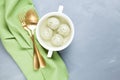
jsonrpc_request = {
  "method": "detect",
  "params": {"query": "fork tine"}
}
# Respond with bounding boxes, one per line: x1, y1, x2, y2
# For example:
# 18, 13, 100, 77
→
18, 12, 26, 27
18, 15, 22, 23
18, 11, 26, 21
18, 14, 24, 22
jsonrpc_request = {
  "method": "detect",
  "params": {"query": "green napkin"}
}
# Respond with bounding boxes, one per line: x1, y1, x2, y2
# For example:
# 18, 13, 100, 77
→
0, 0, 68, 80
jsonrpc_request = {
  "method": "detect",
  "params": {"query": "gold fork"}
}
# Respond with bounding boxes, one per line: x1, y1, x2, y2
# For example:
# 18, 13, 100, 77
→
25, 9, 46, 68
18, 14, 40, 70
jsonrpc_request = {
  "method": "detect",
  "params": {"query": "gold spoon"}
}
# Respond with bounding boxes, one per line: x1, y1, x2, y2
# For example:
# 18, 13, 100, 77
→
25, 9, 46, 68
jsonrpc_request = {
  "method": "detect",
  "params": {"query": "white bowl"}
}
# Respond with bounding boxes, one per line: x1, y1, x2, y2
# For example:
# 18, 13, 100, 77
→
36, 6, 74, 58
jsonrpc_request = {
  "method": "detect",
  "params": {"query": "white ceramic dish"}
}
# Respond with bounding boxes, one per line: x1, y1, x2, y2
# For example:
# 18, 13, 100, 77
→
36, 5, 74, 58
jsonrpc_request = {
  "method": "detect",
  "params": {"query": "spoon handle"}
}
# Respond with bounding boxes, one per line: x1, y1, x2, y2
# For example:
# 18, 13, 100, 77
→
31, 35, 46, 68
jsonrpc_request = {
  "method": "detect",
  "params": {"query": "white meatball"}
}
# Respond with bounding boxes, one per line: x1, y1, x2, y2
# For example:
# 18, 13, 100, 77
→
51, 34, 63, 46
57, 24, 70, 37
47, 17, 60, 30
40, 27, 53, 40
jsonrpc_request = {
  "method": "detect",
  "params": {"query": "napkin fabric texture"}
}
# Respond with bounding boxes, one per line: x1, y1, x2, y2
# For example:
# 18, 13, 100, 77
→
0, 0, 68, 80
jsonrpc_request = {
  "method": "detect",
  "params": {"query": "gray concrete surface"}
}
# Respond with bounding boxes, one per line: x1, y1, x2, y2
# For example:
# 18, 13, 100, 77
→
0, 0, 120, 80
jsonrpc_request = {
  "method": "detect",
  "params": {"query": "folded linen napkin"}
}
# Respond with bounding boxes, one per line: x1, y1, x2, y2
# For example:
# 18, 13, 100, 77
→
0, 0, 68, 80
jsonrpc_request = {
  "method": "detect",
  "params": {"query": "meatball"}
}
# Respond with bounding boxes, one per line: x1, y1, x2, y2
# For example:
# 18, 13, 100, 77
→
57, 24, 70, 37
40, 27, 53, 40
47, 17, 60, 30
51, 34, 63, 46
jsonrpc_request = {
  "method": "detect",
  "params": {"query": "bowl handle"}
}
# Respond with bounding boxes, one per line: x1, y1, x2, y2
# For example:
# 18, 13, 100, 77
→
58, 5, 64, 13
47, 50, 53, 58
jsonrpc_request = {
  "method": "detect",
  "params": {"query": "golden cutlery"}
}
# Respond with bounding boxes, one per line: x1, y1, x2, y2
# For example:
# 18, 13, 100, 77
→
25, 9, 46, 68
18, 14, 40, 70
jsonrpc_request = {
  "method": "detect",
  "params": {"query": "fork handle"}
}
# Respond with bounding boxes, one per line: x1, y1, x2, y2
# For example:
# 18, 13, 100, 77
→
33, 52, 39, 70
31, 35, 46, 68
